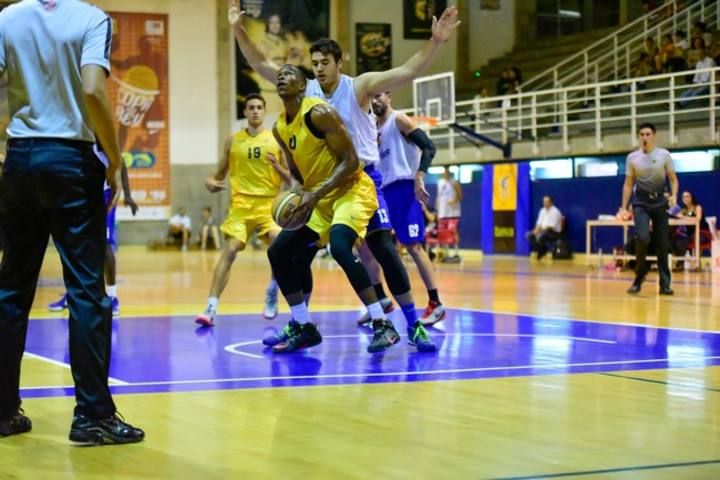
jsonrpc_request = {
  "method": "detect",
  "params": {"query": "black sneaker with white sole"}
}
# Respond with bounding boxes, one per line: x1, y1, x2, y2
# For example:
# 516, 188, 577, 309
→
69, 413, 144, 445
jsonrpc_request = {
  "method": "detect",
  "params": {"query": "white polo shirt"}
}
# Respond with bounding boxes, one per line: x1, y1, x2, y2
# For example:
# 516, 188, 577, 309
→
0, 0, 111, 141
169, 214, 191, 230
536, 205, 563, 232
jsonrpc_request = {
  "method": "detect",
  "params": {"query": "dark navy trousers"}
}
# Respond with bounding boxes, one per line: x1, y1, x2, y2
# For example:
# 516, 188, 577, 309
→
0, 138, 115, 420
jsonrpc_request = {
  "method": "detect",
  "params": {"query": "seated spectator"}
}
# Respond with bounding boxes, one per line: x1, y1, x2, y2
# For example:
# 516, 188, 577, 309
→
691, 21, 714, 51
712, 40, 720, 65
673, 30, 689, 52
526, 195, 563, 260
496, 68, 512, 96
510, 66, 522, 91
167, 207, 191, 251
643, 36, 659, 58
678, 40, 715, 107
656, 34, 686, 73
672, 191, 705, 255
200, 206, 221, 250
687, 36, 706, 67
633, 52, 657, 79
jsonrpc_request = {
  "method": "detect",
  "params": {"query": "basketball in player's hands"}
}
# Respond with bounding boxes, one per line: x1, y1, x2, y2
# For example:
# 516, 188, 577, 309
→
272, 191, 311, 230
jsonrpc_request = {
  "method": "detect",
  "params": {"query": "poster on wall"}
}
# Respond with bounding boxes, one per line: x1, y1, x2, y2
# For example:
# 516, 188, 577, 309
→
492, 164, 517, 253
356, 23, 392, 74
235, 0, 330, 119
403, 0, 447, 39
108, 12, 170, 220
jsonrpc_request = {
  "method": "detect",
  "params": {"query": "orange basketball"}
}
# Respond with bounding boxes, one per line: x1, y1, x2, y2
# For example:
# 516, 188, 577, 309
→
272, 191, 310, 231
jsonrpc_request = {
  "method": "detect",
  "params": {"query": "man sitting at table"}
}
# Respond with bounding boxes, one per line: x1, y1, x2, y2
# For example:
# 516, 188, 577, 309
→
526, 196, 563, 260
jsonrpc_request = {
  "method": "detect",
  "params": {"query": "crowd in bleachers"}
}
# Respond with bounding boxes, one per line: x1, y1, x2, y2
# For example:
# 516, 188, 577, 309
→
633, 20, 718, 81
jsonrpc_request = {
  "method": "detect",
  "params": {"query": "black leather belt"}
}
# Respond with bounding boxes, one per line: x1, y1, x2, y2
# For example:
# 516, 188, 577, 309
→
635, 190, 662, 200
7, 137, 93, 150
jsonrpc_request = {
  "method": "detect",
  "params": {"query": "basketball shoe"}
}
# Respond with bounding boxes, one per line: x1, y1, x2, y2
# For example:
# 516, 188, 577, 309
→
407, 321, 437, 352
421, 301, 446, 325
195, 307, 216, 327
47, 293, 68, 312
272, 322, 322, 353
367, 319, 400, 353
357, 297, 395, 326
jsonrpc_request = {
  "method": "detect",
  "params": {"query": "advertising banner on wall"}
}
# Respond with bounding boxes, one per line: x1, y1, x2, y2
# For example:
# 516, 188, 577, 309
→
109, 12, 170, 220
403, 0, 447, 39
492, 163, 517, 253
356, 23, 392, 74
235, 0, 330, 118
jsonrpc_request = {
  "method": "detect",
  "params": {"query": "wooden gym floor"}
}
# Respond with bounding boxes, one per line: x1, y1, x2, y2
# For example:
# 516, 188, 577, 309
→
1, 247, 719, 479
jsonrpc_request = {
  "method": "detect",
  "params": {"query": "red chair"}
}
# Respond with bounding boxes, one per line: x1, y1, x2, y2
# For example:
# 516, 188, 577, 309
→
698, 229, 713, 255
437, 218, 460, 247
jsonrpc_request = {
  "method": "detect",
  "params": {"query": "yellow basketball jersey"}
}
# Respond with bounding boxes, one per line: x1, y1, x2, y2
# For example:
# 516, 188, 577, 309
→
228, 129, 283, 198
275, 97, 362, 194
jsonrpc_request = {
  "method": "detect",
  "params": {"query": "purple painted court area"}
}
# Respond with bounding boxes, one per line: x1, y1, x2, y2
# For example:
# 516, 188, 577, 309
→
23, 309, 720, 397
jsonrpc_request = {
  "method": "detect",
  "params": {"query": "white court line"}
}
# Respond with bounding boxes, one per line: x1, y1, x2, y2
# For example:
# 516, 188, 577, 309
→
23, 352, 129, 386
21, 355, 720, 391
224, 333, 616, 359
452, 306, 720, 335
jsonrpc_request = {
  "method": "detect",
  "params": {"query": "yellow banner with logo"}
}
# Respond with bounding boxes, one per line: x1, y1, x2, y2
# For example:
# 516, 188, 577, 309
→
492, 163, 517, 211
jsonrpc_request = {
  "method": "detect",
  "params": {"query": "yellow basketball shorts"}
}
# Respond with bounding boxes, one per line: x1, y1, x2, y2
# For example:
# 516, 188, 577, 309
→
306, 172, 378, 245
220, 195, 280, 244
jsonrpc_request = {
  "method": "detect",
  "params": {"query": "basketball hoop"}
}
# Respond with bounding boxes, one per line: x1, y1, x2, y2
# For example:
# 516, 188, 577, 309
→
414, 115, 439, 132
111, 75, 160, 128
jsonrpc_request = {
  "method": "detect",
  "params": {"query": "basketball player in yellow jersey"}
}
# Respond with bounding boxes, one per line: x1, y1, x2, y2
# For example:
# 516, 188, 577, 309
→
265, 65, 436, 353
195, 93, 292, 327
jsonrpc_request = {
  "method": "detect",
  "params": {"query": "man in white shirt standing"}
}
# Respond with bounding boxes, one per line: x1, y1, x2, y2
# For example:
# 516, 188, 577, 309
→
168, 207, 192, 251
0, 0, 143, 444
436, 167, 463, 261
679, 39, 716, 107
527, 196, 563, 260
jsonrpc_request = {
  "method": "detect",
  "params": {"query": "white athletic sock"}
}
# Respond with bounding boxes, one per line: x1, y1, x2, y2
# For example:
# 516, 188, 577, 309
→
107, 285, 117, 298
208, 296, 219, 311
289, 302, 311, 324
267, 277, 278, 293
366, 301, 387, 321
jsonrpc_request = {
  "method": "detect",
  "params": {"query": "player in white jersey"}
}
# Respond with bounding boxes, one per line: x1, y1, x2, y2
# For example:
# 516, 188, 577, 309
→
371, 91, 445, 323
436, 166, 463, 260
228, 0, 459, 338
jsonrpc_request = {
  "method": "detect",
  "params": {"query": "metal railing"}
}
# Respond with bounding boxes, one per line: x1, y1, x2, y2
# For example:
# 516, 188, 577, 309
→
414, 67, 720, 159
522, 0, 720, 92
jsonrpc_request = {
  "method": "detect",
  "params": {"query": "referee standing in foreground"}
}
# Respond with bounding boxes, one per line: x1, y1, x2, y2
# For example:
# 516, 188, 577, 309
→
620, 122, 678, 296
0, 0, 143, 444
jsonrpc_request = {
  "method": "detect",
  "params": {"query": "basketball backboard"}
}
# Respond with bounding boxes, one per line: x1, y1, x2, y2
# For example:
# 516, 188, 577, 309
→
413, 72, 455, 125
